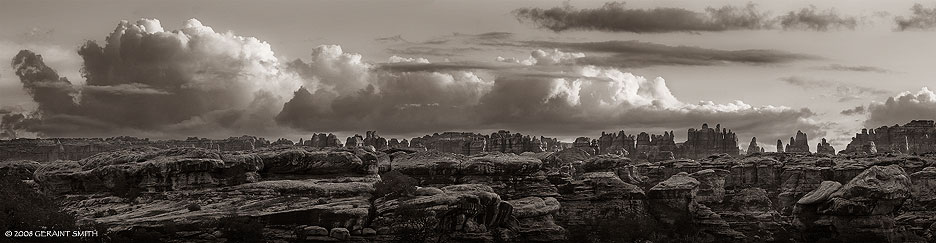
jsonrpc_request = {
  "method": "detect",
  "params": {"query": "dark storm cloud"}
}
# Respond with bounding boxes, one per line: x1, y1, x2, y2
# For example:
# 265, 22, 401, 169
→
896, 4, 936, 31
386, 46, 487, 57
840, 106, 866, 116
520, 40, 816, 67
780, 76, 889, 102
814, 64, 891, 73
778, 6, 858, 31
864, 88, 936, 127
512, 2, 771, 33
513, 2, 866, 33
374, 35, 408, 43
11, 50, 78, 115
0, 113, 26, 139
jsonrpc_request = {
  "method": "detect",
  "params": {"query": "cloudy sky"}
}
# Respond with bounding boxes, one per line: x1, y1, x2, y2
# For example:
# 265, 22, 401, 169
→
1, 0, 935, 152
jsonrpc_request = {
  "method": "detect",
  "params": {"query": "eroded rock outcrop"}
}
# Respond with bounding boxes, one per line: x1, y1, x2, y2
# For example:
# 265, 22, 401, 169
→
372, 184, 516, 241
794, 165, 911, 242
391, 151, 555, 199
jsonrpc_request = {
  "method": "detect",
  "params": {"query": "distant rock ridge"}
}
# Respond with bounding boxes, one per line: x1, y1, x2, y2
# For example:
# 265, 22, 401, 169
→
842, 120, 936, 155
588, 123, 740, 160
405, 131, 562, 155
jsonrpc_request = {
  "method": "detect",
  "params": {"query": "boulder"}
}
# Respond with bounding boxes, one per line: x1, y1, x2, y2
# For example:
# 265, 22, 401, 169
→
796, 181, 842, 205
329, 227, 350, 240
822, 165, 910, 215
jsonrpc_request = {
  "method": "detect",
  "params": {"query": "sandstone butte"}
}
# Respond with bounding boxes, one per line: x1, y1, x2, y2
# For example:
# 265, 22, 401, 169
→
1, 120, 936, 242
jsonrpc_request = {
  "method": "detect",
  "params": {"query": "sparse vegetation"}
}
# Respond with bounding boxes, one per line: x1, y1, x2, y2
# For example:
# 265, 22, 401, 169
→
374, 170, 418, 199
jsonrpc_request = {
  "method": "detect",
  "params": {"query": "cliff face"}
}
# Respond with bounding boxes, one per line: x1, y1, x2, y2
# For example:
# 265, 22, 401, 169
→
843, 120, 936, 155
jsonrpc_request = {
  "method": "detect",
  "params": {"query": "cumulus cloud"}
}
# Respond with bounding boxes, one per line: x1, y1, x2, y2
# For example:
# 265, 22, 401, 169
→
896, 4, 936, 30
864, 87, 936, 127
780, 76, 889, 102
778, 6, 858, 31
512, 2, 771, 33
277, 48, 493, 133
841, 106, 866, 116
8, 18, 301, 137
5, 18, 822, 141
276, 46, 821, 140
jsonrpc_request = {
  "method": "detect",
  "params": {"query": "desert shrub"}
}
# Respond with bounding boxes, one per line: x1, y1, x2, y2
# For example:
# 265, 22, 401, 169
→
185, 203, 201, 211
393, 205, 439, 243
374, 170, 418, 199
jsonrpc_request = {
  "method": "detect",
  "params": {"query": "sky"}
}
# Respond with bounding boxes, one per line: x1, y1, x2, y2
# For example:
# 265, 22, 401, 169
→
1, 0, 935, 152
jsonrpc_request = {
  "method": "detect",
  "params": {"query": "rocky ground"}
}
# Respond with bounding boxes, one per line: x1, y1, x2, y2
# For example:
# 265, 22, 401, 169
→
3, 146, 936, 242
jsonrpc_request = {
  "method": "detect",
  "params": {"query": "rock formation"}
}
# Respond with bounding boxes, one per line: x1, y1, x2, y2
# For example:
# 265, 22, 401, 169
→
843, 120, 936, 154
363, 131, 389, 150
816, 138, 835, 155
747, 137, 764, 155
387, 138, 409, 148
785, 131, 810, 153
8, 121, 936, 242
305, 133, 342, 148
272, 138, 294, 146
597, 131, 635, 155
677, 124, 740, 159
346, 134, 364, 148
776, 139, 784, 153
408, 131, 559, 155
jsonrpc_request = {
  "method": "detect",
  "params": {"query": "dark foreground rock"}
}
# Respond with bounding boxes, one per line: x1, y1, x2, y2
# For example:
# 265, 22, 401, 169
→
9, 145, 936, 242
